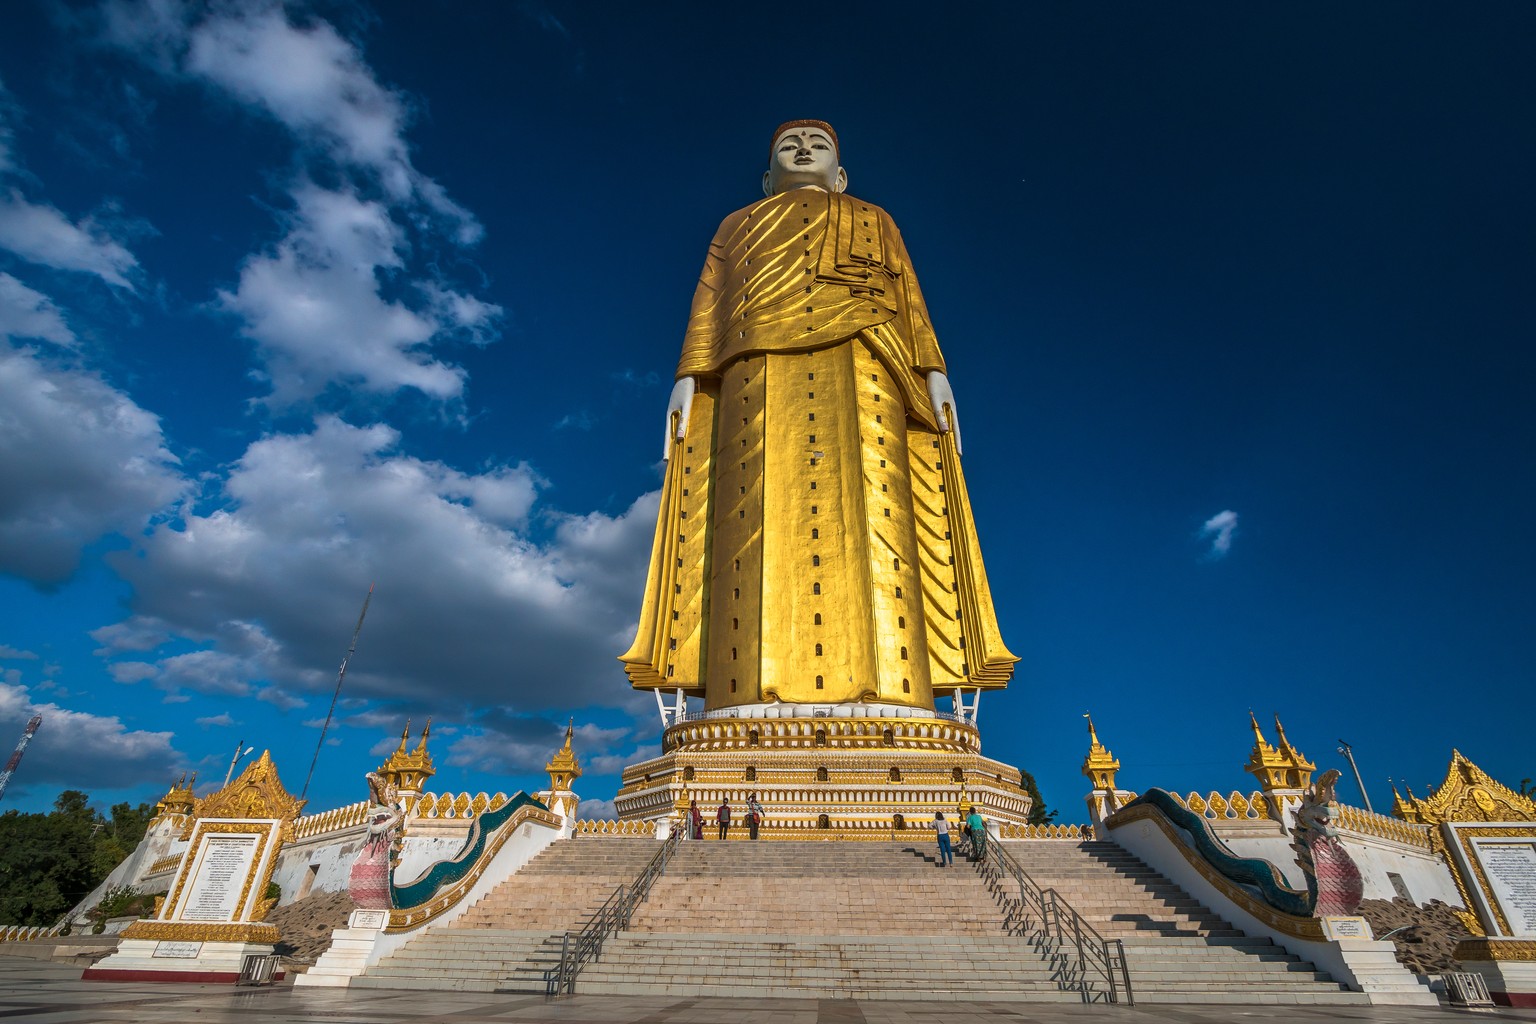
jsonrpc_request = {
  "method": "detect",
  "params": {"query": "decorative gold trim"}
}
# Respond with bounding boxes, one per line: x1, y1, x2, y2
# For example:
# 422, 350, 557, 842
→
1108, 804, 1325, 940
385, 803, 563, 933
186, 751, 304, 838
1454, 938, 1536, 963
121, 921, 279, 943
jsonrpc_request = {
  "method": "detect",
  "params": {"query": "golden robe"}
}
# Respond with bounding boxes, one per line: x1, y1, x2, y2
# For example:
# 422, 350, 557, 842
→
622, 189, 1015, 710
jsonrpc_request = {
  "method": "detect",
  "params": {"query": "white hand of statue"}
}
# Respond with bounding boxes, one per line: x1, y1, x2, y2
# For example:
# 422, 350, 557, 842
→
926, 370, 962, 456
663, 377, 697, 460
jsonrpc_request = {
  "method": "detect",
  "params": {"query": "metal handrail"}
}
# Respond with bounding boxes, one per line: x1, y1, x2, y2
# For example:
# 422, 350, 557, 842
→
545, 827, 684, 996
978, 840, 1134, 1005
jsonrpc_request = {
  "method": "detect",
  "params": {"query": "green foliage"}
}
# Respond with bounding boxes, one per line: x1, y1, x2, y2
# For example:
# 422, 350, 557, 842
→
264, 881, 281, 903
0, 791, 158, 927
93, 885, 142, 920
1021, 770, 1058, 825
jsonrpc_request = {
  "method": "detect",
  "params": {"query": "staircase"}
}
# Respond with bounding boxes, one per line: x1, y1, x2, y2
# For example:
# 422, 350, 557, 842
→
351, 836, 1372, 1004
351, 837, 657, 991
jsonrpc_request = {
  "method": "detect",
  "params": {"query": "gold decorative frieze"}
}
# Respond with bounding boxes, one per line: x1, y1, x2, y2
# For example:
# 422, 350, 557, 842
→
998, 823, 1096, 840
663, 714, 981, 755
1168, 790, 1272, 821
409, 791, 511, 820
292, 799, 371, 840
1335, 803, 1432, 850
1453, 938, 1536, 963
121, 921, 279, 943
573, 819, 656, 836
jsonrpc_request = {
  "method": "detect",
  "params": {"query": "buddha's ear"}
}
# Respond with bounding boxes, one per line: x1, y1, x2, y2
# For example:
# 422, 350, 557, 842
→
762, 171, 773, 197
833, 166, 848, 194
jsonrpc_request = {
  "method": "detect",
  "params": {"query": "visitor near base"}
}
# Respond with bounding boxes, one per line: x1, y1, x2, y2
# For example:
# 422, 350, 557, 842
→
934, 811, 953, 867
716, 799, 732, 840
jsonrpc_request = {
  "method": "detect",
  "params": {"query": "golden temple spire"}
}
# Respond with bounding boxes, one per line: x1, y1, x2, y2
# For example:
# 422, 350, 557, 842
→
545, 719, 582, 793
1081, 713, 1121, 790
377, 720, 436, 796
1244, 711, 1314, 792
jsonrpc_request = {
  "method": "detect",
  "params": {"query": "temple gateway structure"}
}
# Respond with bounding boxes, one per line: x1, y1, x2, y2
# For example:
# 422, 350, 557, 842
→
616, 120, 1034, 832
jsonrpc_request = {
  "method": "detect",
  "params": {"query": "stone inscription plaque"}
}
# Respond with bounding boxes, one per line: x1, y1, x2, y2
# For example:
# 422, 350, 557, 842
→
180, 834, 260, 922
1473, 839, 1536, 935
1321, 916, 1373, 940
153, 940, 203, 958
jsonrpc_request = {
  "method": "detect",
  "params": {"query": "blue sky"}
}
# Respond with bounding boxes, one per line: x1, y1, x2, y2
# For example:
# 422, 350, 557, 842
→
0, 2, 1531, 822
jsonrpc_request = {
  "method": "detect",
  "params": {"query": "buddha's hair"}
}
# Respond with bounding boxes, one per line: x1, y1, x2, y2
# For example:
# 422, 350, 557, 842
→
770, 119, 839, 157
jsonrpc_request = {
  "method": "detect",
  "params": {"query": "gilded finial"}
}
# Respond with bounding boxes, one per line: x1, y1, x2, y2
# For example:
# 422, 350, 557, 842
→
1081, 712, 1121, 790
545, 719, 582, 792
376, 719, 436, 795
1245, 711, 1313, 792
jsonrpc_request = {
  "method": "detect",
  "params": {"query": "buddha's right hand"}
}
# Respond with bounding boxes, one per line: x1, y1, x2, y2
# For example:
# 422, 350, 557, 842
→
663, 377, 697, 460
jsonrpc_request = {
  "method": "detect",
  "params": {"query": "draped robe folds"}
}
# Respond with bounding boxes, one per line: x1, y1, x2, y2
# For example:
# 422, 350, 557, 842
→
621, 189, 1016, 710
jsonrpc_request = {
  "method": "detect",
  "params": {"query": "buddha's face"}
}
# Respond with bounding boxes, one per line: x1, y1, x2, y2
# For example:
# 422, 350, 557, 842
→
763, 127, 847, 195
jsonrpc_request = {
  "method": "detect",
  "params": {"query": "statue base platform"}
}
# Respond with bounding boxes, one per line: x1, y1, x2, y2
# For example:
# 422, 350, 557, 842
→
616, 708, 1034, 833
83, 937, 280, 984
1456, 938, 1536, 1008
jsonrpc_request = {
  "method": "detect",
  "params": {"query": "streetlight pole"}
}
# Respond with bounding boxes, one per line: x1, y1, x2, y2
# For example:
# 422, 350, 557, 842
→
1337, 739, 1372, 813
223, 740, 255, 788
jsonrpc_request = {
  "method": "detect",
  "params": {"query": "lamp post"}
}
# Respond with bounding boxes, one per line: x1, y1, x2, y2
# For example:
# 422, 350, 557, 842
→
1337, 739, 1372, 813
223, 740, 256, 788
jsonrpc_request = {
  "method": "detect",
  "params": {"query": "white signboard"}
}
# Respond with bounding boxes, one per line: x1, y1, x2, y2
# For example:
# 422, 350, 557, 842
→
1321, 916, 1373, 940
1471, 838, 1536, 935
152, 941, 203, 958
179, 834, 260, 922
348, 909, 389, 930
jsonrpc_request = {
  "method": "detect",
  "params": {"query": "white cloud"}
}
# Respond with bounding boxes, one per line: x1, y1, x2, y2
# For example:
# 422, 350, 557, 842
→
0, 681, 182, 790
0, 190, 138, 288
0, 273, 75, 346
98, 2, 500, 406
0, 645, 39, 660
102, 417, 658, 720
0, 342, 187, 585
1199, 509, 1239, 560
91, 616, 172, 655
576, 797, 617, 820
195, 712, 234, 727
217, 182, 497, 407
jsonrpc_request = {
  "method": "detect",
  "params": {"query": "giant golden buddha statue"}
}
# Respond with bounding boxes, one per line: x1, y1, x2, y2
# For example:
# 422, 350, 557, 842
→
623, 120, 1015, 710
616, 121, 1031, 833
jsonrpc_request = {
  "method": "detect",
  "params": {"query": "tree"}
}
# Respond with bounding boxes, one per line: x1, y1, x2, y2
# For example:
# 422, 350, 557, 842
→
1021, 770, 1058, 825
0, 791, 158, 927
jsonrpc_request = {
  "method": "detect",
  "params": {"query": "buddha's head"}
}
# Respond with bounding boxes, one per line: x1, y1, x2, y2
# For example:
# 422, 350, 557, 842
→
763, 119, 847, 196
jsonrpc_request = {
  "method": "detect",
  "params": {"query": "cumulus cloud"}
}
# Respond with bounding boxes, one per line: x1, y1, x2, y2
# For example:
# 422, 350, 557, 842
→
195, 712, 234, 727
0, 645, 39, 660
99, 1, 499, 407
577, 797, 617, 820
0, 343, 187, 585
102, 417, 658, 720
217, 182, 497, 407
0, 191, 139, 288
1199, 509, 1239, 560
0, 273, 75, 346
0, 680, 182, 791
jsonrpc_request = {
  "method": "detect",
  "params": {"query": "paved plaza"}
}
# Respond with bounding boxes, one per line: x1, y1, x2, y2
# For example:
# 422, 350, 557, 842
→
4, 956, 1535, 1024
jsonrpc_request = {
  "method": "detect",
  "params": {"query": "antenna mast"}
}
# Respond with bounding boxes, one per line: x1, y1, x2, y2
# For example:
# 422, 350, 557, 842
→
302, 585, 374, 800
0, 714, 43, 804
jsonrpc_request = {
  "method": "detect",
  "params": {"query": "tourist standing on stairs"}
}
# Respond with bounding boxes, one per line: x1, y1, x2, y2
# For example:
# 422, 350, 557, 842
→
689, 799, 703, 840
967, 806, 988, 863
934, 812, 953, 866
747, 793, 764, 840
716, 799, 732, 840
